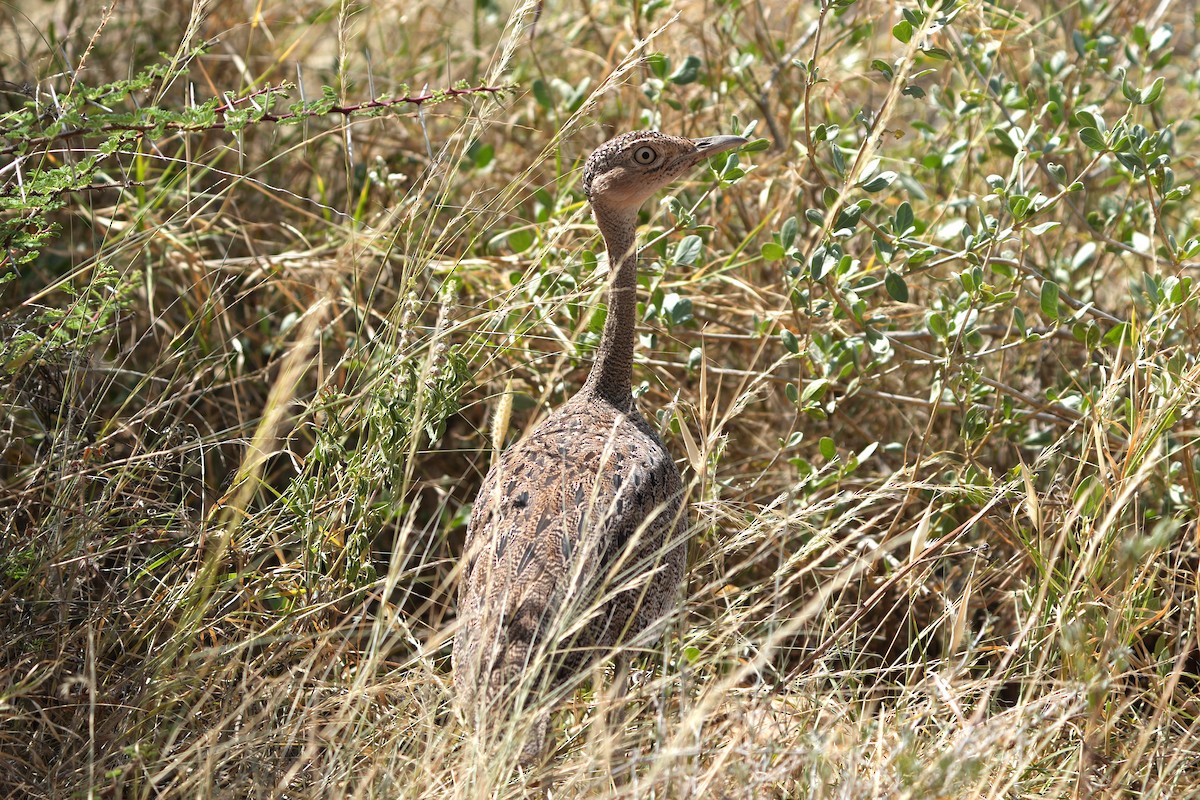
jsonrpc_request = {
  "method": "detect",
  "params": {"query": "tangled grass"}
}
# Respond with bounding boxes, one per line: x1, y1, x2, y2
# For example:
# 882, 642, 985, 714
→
3, 0, 1200, 796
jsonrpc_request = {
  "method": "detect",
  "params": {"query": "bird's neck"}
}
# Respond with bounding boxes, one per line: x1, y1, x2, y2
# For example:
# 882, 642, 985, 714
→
582, 210, 639, 410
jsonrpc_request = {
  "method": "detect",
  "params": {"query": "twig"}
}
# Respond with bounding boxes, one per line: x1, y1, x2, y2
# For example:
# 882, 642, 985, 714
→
0, 83, 515, 159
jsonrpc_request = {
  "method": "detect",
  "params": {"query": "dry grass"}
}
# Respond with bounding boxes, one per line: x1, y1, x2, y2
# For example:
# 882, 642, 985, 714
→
2, 0, 1200, 797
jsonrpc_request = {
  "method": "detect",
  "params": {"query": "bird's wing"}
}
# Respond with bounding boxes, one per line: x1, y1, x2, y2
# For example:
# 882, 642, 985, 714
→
453, 407, 685, 700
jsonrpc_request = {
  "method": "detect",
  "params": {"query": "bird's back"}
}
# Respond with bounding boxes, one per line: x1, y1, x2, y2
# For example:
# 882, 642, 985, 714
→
452, 391, 686, 739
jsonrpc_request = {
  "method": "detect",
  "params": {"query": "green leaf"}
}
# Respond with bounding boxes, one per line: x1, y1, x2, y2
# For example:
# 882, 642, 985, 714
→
1079, 127, 1107, 151
1149, 26, 1173, 52
1141, 76, 1165, 104
1121, 72, 1141, 104
1073, 475, 1104, 516
673, 235, 703, 266
833, 206, 863, 234
894, 202, 915, 236
1071, 30, 1088, 57
819, 436, 837, 460
662, 293, 693, 325
1008, 195, 1032, 220
927, 312, 948, 338
645, 53, 669, 79
893, 20, 913, 43
884, 270, 909, 302
472, 142, 494, 169
859, 171, 897, 193
507, 228, 534, 252
801, 378, 829, 404
811, 251, 835, 280
959, 269, 978, 293
761, 242, 786, 261
668, 55, 702, 85
780, 216, 798, 249
1013, 307, 1027, 335
1103, 322, 1132, 347
1040, 280, 1061, 320
780, 328, 799, 354
1133, 23, 1149, 49
532, 79, 553, 110
1073, 109, 1106, 132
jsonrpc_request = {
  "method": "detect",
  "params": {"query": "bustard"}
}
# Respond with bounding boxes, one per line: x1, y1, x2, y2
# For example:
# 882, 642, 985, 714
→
453, 130, 747, 765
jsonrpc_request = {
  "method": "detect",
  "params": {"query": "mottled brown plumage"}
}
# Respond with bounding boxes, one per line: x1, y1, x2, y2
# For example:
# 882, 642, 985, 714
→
453, 130, 747, 765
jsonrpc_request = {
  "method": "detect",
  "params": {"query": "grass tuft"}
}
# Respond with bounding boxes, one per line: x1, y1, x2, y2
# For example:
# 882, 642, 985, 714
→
2, 0, 1200, 796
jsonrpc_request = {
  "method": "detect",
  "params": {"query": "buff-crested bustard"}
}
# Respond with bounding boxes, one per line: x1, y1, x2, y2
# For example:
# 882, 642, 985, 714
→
453, 130, 747, 766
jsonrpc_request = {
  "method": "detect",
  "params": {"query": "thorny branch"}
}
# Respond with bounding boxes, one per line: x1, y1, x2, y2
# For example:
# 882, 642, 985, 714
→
0, 83, 514, 160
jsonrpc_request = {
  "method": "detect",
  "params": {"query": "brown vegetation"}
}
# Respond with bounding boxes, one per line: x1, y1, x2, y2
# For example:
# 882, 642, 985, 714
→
2, 0, 1199, 797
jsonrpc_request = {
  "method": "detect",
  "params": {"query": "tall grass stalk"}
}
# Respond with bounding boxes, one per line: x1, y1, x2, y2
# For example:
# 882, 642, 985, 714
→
2, 0, 1199, 797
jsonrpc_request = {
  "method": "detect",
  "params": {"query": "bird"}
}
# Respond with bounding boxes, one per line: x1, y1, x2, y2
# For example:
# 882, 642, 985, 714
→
453, 130, 747, 766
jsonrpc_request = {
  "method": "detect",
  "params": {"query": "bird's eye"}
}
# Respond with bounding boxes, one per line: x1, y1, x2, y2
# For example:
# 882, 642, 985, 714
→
633, 146, 657, 165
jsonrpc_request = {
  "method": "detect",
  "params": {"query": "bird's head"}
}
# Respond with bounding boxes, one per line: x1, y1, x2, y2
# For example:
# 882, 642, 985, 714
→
582, 131, 747, 215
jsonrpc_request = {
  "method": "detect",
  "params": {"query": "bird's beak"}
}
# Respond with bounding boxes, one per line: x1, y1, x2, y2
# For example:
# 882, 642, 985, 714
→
692, 135, 749, 158
673, 134, 748, 172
